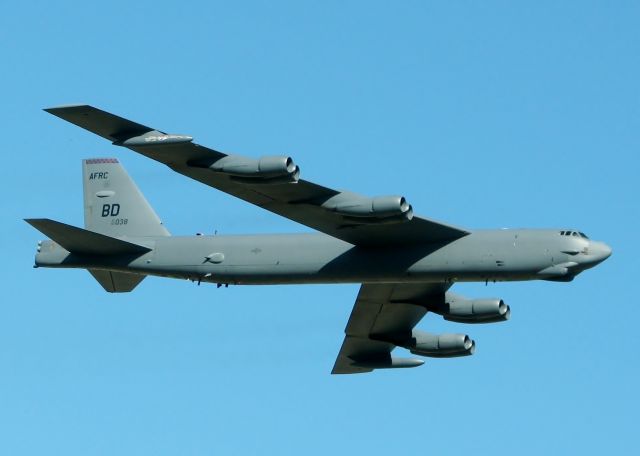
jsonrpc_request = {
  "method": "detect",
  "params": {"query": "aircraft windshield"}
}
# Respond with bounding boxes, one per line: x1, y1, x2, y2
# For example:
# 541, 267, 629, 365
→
560, 230, 589, 239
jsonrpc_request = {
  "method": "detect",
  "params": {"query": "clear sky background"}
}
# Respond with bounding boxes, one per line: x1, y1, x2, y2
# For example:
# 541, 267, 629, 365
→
1, 1, 638, 455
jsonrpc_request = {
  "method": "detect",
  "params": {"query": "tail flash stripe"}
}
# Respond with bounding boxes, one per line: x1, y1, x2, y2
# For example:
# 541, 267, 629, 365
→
86, 158, 119, 164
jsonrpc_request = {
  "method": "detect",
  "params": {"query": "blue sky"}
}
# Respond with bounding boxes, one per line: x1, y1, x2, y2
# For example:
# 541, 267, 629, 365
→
1, 1, 638, 454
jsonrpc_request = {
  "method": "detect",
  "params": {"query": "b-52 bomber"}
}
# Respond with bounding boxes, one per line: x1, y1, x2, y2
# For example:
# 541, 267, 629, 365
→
27, 105, 612, 374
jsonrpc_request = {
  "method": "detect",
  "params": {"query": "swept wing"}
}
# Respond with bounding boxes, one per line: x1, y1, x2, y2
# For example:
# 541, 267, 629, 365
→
332, 282, 449, 374
45, 105, 469, 247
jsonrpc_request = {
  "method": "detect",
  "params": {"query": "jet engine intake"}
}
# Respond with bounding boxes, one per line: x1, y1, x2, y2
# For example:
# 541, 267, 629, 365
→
408, 330, 475, 358
197, 155, 300, 184
322, 194, 413, 223
431, 294, 511, 324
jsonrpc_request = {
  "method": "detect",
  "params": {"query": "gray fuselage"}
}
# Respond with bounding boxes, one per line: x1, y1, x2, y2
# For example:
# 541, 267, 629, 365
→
35, 228, 611, 285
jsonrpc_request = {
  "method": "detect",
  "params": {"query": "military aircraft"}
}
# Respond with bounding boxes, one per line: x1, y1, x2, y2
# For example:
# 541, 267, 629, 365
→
27, 105, 611, 374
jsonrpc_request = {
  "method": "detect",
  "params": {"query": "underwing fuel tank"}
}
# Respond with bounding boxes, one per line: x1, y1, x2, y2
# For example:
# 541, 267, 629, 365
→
115, 131, 193, 147
350, 357, 424, 369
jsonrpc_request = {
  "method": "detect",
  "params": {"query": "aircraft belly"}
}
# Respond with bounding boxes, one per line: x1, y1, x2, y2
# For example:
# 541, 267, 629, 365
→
122, 231, 554, 284
404, 232, 555, 282
143, 235, 448, 284
146, 234, 358, 283
35, 230, 557, 285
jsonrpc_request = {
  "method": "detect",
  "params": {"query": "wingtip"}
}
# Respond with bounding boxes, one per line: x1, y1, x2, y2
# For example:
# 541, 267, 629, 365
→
24, 218, 43, 231
24, 218, 49, 227
43, 104, 92, 113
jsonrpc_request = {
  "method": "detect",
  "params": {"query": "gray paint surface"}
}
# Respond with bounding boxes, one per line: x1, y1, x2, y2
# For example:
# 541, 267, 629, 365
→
27, 106, 612, 374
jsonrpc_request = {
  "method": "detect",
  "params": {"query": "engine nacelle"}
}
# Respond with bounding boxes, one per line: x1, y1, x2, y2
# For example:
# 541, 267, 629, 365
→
408, 330, 475, 358
202, 155, 300, 184
430, 293, 511, 324
322, 193, 413, 223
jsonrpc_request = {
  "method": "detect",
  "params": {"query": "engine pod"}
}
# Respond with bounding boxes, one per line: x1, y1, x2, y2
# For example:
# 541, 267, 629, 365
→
321, 192, 413, 223
432, 292, 511, 324
196, 154, 300, 184
408, 330, 475, 358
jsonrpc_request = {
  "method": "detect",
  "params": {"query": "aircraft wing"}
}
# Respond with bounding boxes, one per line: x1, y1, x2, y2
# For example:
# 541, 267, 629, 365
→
45, 105, 469, 247
332, 282, 448, 374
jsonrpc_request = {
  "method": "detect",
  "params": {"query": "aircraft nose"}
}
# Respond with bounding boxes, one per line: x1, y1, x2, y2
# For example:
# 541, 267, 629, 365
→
589, 241, 612, 263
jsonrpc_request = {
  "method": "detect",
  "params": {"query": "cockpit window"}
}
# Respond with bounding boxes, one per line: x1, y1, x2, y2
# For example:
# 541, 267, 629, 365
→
560, 230, 589, 238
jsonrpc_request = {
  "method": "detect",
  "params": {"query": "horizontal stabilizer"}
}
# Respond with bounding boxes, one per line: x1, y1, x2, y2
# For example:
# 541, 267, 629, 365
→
88, 269, 146, 293
25, 218, 151, 255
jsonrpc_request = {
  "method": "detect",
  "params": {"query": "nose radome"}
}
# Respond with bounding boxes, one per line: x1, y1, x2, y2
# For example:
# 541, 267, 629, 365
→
591, 241, 612, 262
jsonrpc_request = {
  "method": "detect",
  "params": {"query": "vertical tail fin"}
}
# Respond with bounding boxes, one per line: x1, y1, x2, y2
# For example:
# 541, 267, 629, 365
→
83, 158, 170, 237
